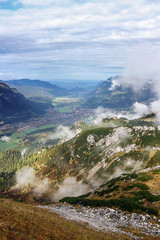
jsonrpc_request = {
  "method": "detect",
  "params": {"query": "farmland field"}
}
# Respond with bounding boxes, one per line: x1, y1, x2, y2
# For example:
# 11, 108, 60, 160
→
52, 97, 81, 113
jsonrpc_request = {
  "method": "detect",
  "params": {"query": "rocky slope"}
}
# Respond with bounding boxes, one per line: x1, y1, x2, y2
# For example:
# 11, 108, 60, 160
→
2, 116, 160, 204
1, 115, 160, 239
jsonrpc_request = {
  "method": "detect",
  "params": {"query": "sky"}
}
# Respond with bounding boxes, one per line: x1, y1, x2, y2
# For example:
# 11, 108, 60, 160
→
0, 0, 160, 81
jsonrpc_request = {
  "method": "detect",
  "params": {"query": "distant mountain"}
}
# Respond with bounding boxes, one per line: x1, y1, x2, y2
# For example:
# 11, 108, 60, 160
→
0, 81, 51, 122
84, 76, 156, 110
6, 79, 69, 99
6, 79, 98, 99
6, 79, 61, 89
0, 81, 31, 114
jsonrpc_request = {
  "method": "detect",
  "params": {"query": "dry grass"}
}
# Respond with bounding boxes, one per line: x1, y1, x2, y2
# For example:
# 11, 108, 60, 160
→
0, 198, 133, 240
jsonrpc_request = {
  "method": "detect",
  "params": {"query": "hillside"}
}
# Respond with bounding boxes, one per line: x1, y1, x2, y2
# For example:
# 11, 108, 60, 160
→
1, 115, 160, 238
0, 198, 120, 240
84, 76, 156, 109
0, 81, 52, 123
1, 116, 160, 203
5, 79, 68, 101
0, 81, 35, 122
0, 81, 29, 113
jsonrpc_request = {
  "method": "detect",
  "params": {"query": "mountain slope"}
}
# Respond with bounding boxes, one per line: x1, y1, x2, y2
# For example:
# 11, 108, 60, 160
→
0, 81, 51, 122
0, 198, 119, 240
6, 79, 69, 99
1, 116, 160, 204
0, 81, 30, 114
84, 76, 156, 109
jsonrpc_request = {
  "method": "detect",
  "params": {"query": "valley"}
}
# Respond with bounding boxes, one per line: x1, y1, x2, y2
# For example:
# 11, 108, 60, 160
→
1, 78, 160, 239
1, 0, 160, 239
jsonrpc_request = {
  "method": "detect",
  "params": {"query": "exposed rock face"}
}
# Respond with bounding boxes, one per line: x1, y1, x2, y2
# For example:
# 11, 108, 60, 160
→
87, 134, 95, 147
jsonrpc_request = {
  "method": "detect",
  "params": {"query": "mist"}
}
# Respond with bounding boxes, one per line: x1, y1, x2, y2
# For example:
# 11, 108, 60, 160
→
52, 177, 89, 202
92, 106, 140, 124
108, 43, 160, 121
133, 102, 150, 117
33, 178, 50, 197
21, 148, 27, 158
0, 135, 11, 143
15, 166, 36, 188
38, 125, 80, 145
119, 43, 160, 94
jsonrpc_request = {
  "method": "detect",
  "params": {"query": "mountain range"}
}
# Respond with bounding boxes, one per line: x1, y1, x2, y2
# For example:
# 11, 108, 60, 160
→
6, 79, 92, 100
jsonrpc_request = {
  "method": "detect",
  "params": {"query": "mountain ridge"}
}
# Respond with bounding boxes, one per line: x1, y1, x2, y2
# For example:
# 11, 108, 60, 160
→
84, 76, 156, 110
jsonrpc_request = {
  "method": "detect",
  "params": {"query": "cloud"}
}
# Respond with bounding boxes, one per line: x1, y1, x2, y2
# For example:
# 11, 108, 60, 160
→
18, 0, 74, 6
38, 125, 80, 144
133, 102, 150, 117
118, 43, 160, 94
15, 166, 35, 187
91, 106, 142, 124
52, 177, 89, 202
21, 148, 27, 158
0, 135, 11, 142
0, 1, 160, 79
33, 178, 50, 197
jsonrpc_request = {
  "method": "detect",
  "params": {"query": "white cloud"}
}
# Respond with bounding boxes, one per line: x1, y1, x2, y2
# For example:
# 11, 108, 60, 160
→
0, 135, 11, 142
18, 0, 74, 6
52, 177, 89, 202
119, 43, 160, 92
0, 1, 160, 79
33, 178, 50, 197
38, 125, 80, 144
150, 100, 160, 123
133, 102, 150, 117
15, 167, 35, 187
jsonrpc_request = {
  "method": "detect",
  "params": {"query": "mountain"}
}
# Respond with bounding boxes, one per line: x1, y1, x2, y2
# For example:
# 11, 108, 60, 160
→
0, 81, 51, 122
1, 115, 160, 239
0, 81, 34, 121
6, 79, 98, 100
1, 115, 160, 203
6, 79, 69, 100
84, 76, 156, 110
6, 79, 56, 88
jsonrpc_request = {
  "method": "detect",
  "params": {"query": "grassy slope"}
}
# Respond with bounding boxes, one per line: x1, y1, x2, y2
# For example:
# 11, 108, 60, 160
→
0, 198, 132, 240
0, 124, 57, 153
61, 170, 160, 216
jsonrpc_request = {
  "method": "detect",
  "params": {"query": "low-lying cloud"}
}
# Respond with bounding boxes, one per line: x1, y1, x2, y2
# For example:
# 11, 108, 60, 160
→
15, 166, 50, 197
91, 106, 141, 125
52, 177, 89, 202
15, 166, 36, 188
0, 135, 11, 143
38, 125, 80, 145
133, 102, 150, 117
21, 148, 27, 158
33, 178, 50, 197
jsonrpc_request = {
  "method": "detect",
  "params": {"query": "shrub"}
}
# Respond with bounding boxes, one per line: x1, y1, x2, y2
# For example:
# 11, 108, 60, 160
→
60, 196, 158, 216
97, 185, 119, 196
136, 173, 153, 182
123, 183, 149, 191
